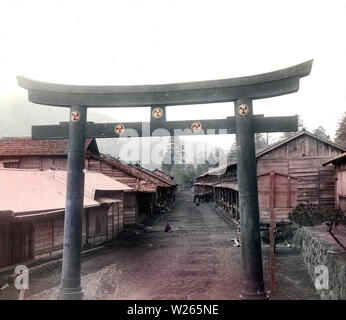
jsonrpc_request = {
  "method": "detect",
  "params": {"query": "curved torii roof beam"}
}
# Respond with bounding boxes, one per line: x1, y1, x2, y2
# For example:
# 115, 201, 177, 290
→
17, 60, 312, 108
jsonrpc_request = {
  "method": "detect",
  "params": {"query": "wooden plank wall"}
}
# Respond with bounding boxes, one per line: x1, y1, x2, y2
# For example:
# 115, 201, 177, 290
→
257, 135, 342, 207
86, 206, 108, 246
4, 156, 68, 170
123, 192, 137, 226
11, 222, 34, 265
87, 157, 138, 186
0, 202, 124, 268
0, 221, 34, 268
109, 202, 122, 239
258, 174, 297, 223
319, 166, 335, 206
53, 212, 64, 250
34, 216, 54, 255
87, 157, 139, 226
86, 190, 125, 245
0, 223, 12, 268
258, 158, 335, 206
33, 211, 65, 256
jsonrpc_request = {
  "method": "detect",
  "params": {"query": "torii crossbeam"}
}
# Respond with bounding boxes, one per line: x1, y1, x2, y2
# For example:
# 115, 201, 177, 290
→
17, 59, 313, 300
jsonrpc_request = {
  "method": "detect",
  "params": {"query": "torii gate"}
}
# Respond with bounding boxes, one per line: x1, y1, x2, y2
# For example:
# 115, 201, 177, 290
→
17, 60, 313, 300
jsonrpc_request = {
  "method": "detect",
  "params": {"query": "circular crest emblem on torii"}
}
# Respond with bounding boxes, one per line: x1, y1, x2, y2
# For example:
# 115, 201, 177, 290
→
152, 107, 164, 119
191, 121, 202, 132
71, 111, 81, 122
114, 124, 126, 135
238, 104, 249, 116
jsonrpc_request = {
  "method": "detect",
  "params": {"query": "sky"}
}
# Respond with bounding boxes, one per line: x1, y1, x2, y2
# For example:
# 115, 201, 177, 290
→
0, 0, 345, 150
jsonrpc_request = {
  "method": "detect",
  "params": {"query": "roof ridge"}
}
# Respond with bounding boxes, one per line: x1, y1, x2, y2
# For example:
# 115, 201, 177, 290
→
89, 152, 173, 187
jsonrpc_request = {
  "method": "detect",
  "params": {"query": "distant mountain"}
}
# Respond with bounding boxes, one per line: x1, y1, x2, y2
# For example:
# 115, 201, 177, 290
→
0, 93, 118, 137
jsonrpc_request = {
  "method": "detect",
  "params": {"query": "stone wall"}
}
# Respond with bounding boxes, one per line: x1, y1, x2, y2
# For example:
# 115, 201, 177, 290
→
293, 224, 346, 300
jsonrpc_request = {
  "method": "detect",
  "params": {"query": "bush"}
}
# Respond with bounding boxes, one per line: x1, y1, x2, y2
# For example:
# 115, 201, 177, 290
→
261, 223, 298, 244
289, 203, 345, 226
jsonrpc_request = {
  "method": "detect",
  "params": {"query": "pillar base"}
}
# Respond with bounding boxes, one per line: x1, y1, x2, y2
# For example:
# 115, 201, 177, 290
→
57, 286, 84, 300
239, 290, 269, 300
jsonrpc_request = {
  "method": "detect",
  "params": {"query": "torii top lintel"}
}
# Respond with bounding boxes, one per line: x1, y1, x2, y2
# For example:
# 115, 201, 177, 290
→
17, 60, 312, 108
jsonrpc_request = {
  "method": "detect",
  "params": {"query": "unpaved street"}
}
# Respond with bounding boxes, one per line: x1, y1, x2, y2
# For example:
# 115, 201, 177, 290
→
0, 191, 319, 300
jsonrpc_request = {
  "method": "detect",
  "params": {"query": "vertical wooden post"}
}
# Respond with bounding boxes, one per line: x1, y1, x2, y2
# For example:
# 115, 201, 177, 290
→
235, 98, 267, 300
51, 212, 55, 253
269, 171, 276, 291
111, 204, 115, 241
232, 190, 234, 213
287, 176, 291, 208
236, 191, 239, 221
118, 204, 120, 240
86, 209, 89, 245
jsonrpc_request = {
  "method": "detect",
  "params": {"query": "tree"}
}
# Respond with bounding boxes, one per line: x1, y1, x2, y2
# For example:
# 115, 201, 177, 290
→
312, 126, 330, 141
174, 165, 196, 190
226, 134, 268, 163
281, 115, 306, 139
227, 142, 237, 162
335, 112, 346, 148
255, 133, 269, 152
161, 136, 184, 174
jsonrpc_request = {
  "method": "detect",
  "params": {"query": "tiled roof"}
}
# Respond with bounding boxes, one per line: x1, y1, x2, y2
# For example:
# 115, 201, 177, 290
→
0, 137, 96, 156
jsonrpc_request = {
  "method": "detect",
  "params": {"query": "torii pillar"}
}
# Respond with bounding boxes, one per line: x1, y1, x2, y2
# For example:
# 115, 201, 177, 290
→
235, 98, 266, 298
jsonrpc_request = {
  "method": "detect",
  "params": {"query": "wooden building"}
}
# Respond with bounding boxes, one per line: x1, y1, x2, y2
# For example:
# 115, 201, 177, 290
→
254, 131, 344, 207
213, 173, 297, 223
86, 153, 177, 225
0, 137, 177, 227
0, 137, 99, 170
0, 169, 131, 269
197, 131, 345, 222
194, 171, 220, 195
139, 166, 177, 208
323, 153, 346, 212
213, 180, 239, 220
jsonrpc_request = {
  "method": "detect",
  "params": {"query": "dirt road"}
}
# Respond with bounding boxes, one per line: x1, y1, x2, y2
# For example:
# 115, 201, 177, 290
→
0, 191, 319, 300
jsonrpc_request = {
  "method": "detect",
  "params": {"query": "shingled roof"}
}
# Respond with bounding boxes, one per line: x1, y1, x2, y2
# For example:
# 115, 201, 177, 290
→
87, 152, 176, 188
153, 169, 174, 181
0, 137, 99, 156
135, 166, 177, 187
